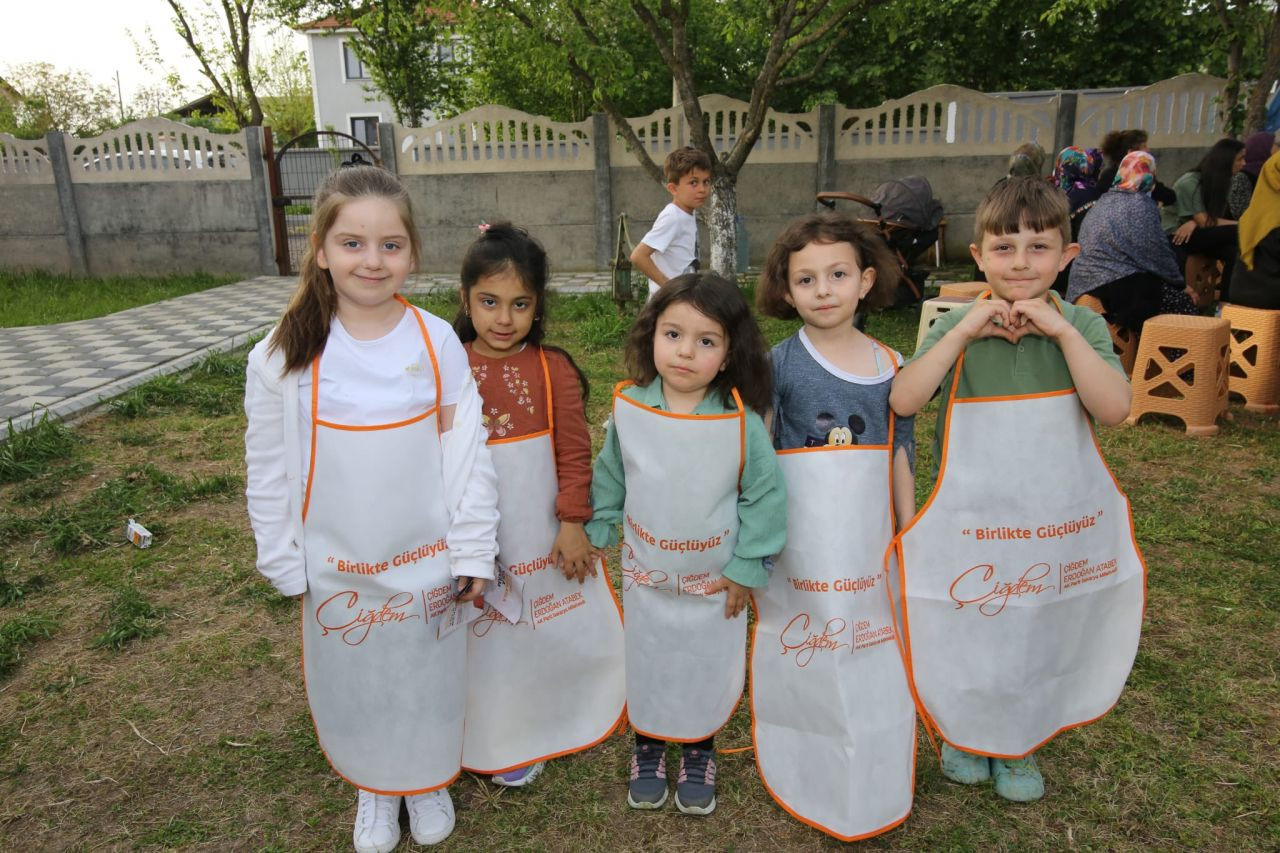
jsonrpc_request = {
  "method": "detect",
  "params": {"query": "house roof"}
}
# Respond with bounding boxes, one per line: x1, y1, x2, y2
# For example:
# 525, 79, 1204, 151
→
296, 7, 455, 32
173, 92, 219, 117
296, 15, 354, 31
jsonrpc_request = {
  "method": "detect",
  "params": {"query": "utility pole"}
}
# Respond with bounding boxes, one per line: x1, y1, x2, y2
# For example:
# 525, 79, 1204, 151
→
115, 70, 125, 122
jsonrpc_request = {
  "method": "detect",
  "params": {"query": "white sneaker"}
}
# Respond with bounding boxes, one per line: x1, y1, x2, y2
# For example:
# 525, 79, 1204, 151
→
406, 788, 455, 846
352, 790, 401, 853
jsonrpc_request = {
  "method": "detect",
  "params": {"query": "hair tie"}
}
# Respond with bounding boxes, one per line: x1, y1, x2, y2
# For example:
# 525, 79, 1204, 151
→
477, 222, 490, 233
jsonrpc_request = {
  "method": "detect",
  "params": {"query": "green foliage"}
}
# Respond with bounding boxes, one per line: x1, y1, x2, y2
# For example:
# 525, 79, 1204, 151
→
0, 62, 117, 138
32, 464, 241, 555
93, 584, 167, 650
109, 350, 248, 419
0, 563, 46, 609
0, 613, 58, 678
0, 415, 77, 484
0, 271, 235, 328
346, 1, 467, 124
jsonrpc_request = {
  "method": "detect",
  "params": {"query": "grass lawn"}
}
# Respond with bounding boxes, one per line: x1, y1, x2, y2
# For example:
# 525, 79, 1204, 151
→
0, 272, 237, 328
0, 290, 1276, 850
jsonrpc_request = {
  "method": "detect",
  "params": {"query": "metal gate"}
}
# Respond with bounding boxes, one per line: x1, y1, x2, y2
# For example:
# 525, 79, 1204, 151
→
267, 130, 380, 275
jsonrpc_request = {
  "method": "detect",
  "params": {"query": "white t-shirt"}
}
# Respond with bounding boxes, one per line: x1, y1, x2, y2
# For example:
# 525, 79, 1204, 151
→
298, 305, 467, 476
640, 201, 698, 296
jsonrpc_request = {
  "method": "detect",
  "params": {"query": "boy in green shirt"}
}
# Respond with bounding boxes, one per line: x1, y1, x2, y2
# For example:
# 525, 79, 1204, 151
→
890, 177, 1131, 802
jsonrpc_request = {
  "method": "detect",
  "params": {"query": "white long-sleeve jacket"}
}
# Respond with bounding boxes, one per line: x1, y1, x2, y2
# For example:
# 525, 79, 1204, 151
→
243, 331, 499, 597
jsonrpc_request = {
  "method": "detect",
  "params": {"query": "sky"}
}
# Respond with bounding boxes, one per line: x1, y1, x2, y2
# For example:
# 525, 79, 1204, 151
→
0, 0, 305, 112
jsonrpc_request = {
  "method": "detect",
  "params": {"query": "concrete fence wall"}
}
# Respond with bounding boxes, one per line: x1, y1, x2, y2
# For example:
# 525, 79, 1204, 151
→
0, 74, 1226, 277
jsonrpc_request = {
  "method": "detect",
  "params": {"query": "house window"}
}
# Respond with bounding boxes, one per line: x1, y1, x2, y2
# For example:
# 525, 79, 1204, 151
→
435, 43, 454, 63
342, 41, 368, 80
350, 116, 380, 146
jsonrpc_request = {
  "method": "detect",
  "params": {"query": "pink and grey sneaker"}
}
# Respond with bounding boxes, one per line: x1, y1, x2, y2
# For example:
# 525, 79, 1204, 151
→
674, 747, 716, 815
491, 761, 545, 788
627, 742, 668, 809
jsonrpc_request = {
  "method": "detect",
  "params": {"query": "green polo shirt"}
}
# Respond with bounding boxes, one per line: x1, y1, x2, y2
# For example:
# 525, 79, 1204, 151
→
913, 294, 1124, 478
586, 378, 786, 588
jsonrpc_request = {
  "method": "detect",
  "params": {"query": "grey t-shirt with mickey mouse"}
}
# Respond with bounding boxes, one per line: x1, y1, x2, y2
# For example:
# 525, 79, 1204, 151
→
769, 329, 915, 467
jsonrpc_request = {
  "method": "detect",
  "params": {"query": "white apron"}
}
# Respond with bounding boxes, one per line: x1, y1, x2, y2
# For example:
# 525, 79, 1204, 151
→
614, 382, 746, 742
751, 369, 915, 840
301, 306, 465, 795
893, 348, 1146, 758
462, 348, 625, 773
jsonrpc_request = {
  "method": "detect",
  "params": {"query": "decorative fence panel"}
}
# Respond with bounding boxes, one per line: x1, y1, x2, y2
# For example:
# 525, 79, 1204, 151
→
0, 134, 52, 184
396, 106, 594, 174
1074, 73, 1226, 149
836, 85, 1058, 159
610, 95, 820, 164
66, 118, 249, 183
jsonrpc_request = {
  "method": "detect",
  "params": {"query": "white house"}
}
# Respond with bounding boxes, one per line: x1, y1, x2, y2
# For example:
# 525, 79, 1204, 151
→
297, 16, 398, 146
297, 16, 462, 146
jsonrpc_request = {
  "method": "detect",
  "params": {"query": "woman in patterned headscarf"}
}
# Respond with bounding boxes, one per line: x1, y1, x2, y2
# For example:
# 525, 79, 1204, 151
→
1054, 146, 1105, 236
1067, 151, 1197, 331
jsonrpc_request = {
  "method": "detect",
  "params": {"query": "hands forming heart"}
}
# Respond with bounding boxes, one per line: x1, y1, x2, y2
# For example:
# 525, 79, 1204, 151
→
963, 297, 1067, 344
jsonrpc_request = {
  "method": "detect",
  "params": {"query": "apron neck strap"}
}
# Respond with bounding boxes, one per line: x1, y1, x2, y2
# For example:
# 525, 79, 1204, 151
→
537, 346, 554, 431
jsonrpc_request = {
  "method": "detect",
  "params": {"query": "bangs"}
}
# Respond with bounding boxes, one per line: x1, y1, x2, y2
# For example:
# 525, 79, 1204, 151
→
974, 177, 1070, 243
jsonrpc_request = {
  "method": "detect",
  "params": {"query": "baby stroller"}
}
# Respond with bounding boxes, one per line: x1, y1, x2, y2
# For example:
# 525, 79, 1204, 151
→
818, 175, 944, 307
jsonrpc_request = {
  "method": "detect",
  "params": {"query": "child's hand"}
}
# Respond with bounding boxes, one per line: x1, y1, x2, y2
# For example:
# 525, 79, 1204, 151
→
551, 521, 597, 584
954, 298, 1019, 344
705, 577, 751, 619
456, 576, 487, 603
1010, 297, 1070, 341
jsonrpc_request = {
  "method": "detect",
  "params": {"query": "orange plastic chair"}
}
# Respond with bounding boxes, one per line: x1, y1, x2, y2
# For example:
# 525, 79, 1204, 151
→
914, 296, 972, 354
1073, 293, 1140, 375
938, 281, 988, 299
1183, 254, 1223, 311
1126, 314, 1231, 436
1219, 303, 1280, 413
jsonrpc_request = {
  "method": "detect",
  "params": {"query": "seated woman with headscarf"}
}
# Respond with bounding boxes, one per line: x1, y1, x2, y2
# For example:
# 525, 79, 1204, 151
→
1230, 151, 1280, 309
1068, 151, 1197, 332
1051, 146, 1104, 295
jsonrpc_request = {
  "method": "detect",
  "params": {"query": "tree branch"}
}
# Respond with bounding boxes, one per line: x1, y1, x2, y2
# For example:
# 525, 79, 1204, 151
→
166, 0, 245, 125
496, 0, 663, 183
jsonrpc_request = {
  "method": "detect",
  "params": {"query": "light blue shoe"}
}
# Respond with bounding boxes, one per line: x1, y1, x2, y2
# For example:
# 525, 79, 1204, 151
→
492, 761, 544, 788
992, 754, 1045, 802
940, 743, 991, 784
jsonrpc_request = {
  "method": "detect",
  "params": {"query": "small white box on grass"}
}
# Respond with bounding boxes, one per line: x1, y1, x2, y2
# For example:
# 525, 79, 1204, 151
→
125, 518, 153, 549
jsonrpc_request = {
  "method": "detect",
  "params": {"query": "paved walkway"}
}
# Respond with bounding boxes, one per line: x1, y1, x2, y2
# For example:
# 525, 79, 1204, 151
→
0, 272, 612, 430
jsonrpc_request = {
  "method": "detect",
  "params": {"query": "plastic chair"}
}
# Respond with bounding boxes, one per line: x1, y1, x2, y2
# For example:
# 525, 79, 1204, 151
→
914, 296, 972, 353
1073, 293, 1139, 375
1126, 314, 1231, 436
1219, 303, 1280, 413
938, 281, 988, 299
1184, 254, 1223, 311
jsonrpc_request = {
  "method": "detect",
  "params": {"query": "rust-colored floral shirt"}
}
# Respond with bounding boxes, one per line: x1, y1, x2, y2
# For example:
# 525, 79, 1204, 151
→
465, 343, 593, 522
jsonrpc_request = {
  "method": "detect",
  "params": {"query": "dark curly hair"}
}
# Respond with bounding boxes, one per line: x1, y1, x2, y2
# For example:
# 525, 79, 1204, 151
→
624, 273, 771, 414
756, 213, 900, 319
452, 221, 587, 399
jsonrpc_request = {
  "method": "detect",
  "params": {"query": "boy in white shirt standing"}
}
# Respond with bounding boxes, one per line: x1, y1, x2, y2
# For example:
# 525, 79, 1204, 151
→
631, 146, 713, 297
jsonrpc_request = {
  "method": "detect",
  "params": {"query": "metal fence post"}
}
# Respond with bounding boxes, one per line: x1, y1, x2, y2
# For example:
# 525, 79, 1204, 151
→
44, 130, 87, 276
593, 112, 613, 271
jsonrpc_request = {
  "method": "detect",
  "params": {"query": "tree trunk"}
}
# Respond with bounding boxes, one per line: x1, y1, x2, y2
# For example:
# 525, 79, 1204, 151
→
1224, 40, 1243, 136
708, 175, 738, 279
1245, 9, 1280, 134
